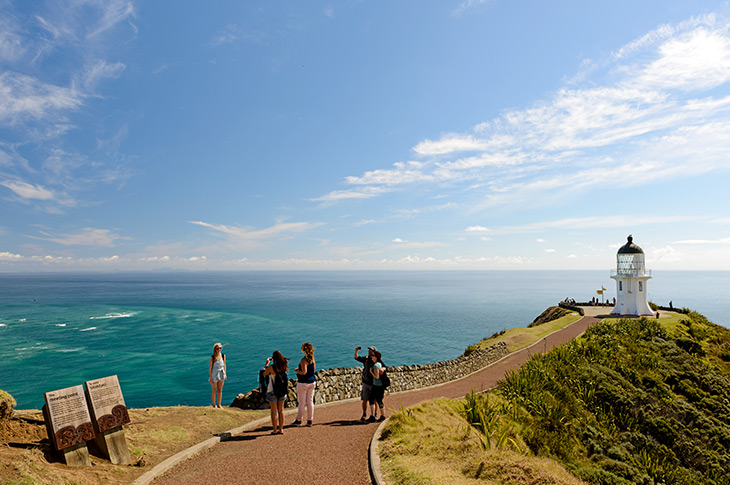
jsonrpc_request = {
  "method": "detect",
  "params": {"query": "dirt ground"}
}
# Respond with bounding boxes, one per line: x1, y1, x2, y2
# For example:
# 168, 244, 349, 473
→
0, 406, 267, 484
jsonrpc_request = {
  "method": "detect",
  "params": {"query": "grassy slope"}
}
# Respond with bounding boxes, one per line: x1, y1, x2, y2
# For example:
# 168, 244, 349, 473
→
380, 310, 730, 485
468, 311, 583, 353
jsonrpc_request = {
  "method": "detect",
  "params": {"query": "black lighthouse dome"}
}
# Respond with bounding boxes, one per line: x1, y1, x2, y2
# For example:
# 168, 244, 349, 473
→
617, 235, 644, 254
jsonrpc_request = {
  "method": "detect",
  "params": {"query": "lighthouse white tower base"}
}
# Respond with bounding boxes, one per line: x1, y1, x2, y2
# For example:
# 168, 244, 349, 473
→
610, 235, 654, 317
610, 274, 654, 316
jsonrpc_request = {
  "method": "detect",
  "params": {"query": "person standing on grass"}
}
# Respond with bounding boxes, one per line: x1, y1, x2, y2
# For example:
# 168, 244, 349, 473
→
292, 342, 316, 427
263, 351, 289, 434
368, 350, 387, 422
354, 345, 376, 422
208, 343, 226, 408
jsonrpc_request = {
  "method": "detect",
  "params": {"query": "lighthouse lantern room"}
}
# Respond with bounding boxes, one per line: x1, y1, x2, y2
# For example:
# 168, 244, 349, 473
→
610, 235, 654, 316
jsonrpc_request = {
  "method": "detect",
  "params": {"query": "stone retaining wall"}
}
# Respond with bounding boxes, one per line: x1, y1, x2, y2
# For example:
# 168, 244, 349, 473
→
231, 342, 509, 410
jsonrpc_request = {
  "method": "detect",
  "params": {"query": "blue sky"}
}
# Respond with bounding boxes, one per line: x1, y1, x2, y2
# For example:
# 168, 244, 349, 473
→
2, 0, 730, 271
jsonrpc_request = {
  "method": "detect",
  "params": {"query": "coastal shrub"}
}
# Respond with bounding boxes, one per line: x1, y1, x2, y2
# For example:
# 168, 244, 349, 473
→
0, 389, 15, 421
574, 466, 637, 485
462, 391, 524, 452
496, 312, 730, 484
719, 349, 730, 362
462, 343, 479, 357
676, 337, 706, 356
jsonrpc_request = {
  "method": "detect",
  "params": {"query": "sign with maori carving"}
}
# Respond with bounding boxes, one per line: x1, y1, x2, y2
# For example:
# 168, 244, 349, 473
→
85, 375, 130, 432
43, 385, 95, 451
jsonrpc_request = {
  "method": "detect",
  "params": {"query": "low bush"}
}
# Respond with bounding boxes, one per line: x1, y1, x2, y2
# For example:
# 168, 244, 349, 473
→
497, 312, 730, 483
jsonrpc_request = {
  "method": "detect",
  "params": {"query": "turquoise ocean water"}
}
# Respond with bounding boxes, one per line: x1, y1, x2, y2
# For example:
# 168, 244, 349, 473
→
1, 270, 728, 409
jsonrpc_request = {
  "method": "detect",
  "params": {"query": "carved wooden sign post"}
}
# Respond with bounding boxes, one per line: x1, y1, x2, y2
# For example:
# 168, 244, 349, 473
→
84, 375, 132, 465
42, 384, 95, 466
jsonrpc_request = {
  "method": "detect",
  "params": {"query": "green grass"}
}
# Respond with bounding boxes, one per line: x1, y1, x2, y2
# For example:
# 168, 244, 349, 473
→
382, 309, 730, 485
471, 312, 582, 353
380, 398, 586, 485
497, 312, 730, 484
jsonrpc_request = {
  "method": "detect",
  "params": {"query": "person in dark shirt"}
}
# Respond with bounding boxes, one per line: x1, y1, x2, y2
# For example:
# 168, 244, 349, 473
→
354, 345, 376, 422
292, 342, 316, 427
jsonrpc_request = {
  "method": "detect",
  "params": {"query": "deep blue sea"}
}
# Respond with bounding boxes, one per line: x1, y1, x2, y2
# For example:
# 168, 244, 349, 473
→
1, 270, 728, 409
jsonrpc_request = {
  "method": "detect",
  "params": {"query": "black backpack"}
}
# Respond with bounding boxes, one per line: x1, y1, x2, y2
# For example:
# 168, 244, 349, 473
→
273, 371, 288, 398
380, 363, 391, 389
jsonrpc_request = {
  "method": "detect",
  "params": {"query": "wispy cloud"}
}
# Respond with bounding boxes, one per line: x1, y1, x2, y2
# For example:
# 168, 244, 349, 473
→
81, 59, 125, 90
208, 24, 240, 47
452, 0, 493, 18
315, 16, 730, 212
1, 180, 54, 200
310, 185, 390, 203
391, 238, 448, 249
28, 227, 128, 247
465, 215, 699, 236
0, 1, 137, 212
190, 220, 324, 248
673, 236, 730, 244
0, 72, 83, 126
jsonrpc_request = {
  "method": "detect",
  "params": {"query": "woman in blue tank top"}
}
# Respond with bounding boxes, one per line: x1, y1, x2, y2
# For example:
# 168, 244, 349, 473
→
293, 342, 316, 426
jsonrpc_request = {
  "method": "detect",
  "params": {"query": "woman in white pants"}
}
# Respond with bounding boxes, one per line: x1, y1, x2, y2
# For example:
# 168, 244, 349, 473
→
293, 342, 316, 426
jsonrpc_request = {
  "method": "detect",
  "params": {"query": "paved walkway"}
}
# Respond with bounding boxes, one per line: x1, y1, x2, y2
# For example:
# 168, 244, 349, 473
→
155, 314, 601, 484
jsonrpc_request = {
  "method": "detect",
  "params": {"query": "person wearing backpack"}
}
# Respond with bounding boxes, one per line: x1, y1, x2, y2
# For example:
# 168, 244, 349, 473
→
262, 350, 289, 434
354, 345, 377, 422
368, 350, 387, 422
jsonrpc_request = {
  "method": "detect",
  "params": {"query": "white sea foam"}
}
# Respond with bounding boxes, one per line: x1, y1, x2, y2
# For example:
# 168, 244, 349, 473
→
19, 318, 26, 322
0, 323, 6, 327
89, 312, 135, 320
55, 323, 67, 327
58, 347, 83, 353
80, 326, 97, 332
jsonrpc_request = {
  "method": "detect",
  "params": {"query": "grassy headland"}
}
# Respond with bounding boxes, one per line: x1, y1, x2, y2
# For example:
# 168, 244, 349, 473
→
380, 309, 730, 484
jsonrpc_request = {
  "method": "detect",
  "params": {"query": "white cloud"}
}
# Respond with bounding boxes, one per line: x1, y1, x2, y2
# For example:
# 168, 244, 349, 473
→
354, 219, 378, 227
465, 225, 490, 232
0, 72, 83, 125
85, 0, 137, 39
0, 251, 24, 261
310, 186, 389, 202
412, 135, 495, 156
673, 236, 730, 244
477, 215, 698, 235
315, 17, 730, 211
29, 228, 127, 247
545, 248, 557, 253
1, 180, 54, 200
209, 24, 240, 47
82, 59, 125, 90
451, 0, 492, 18
391, 240, 448, 249
190, 220, 323, 245
0, 16, 26, 62
651, 245, 682, 262
638, 27, 730, 91
345, 161, 431, 185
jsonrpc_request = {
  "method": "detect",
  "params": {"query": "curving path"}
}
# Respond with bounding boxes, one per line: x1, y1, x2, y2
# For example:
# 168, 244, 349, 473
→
154, 314, 601, 484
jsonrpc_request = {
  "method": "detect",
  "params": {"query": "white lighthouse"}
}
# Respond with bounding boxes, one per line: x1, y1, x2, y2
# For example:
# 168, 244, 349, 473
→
610, 235, 654, 316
